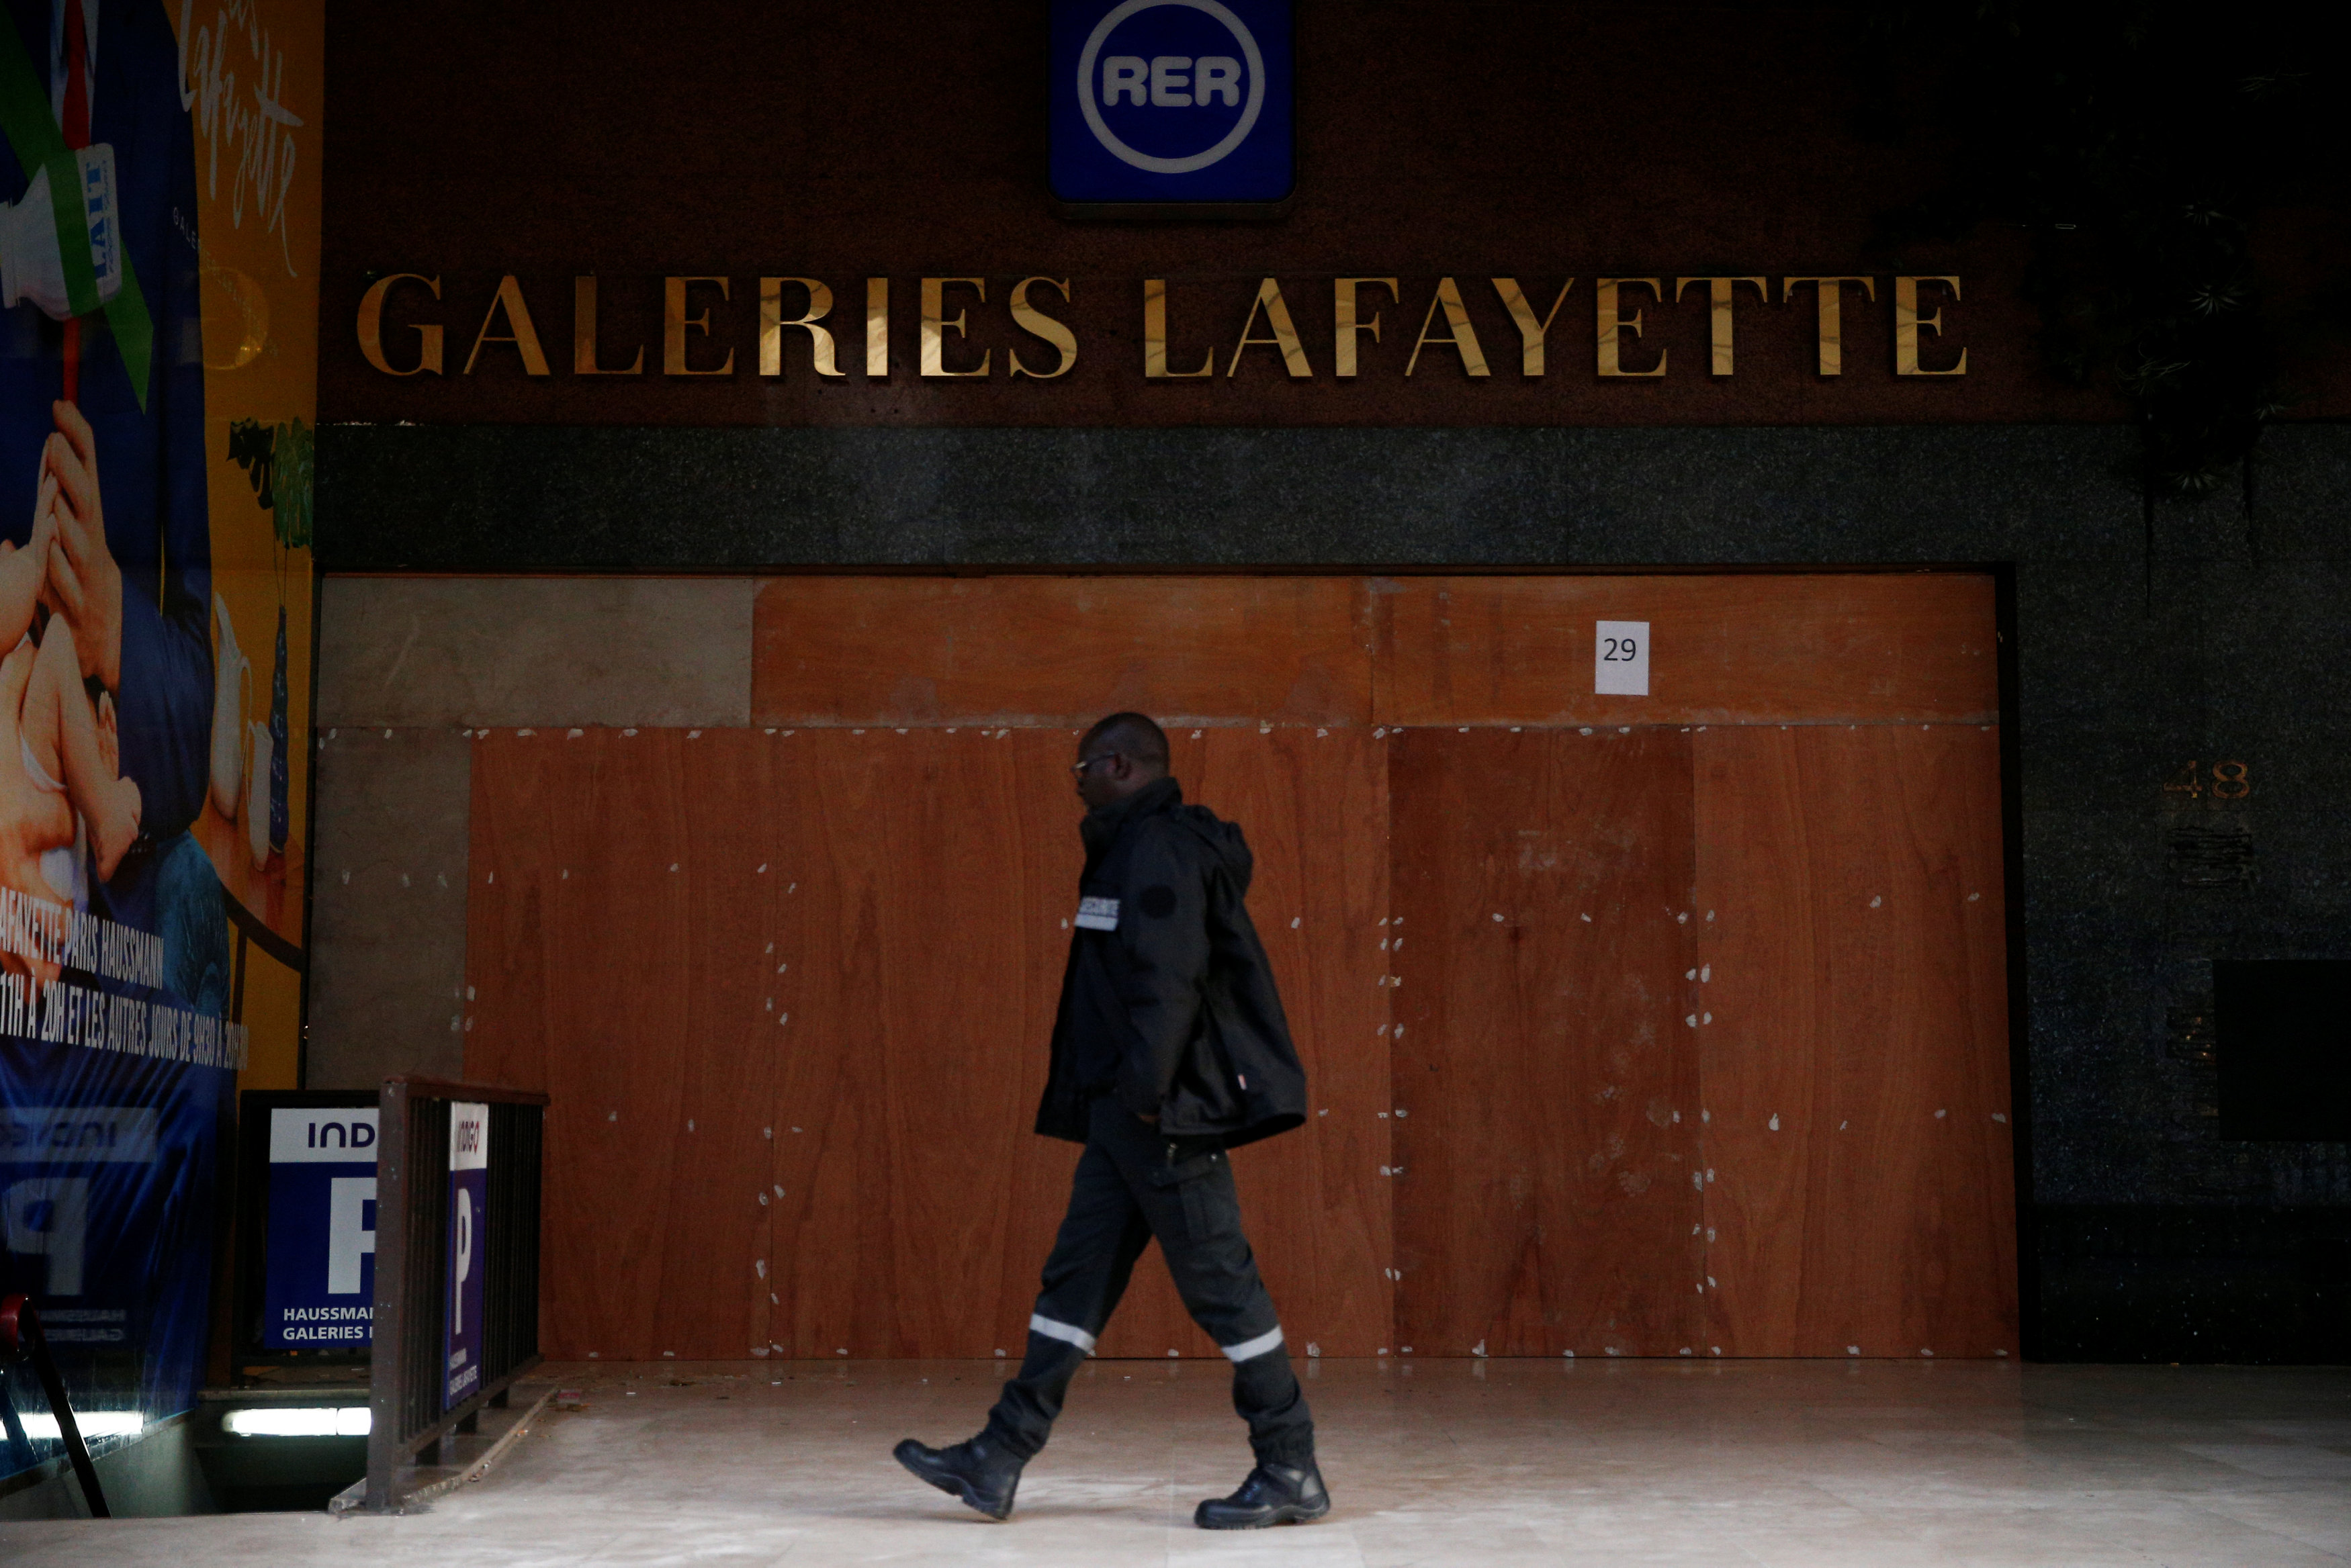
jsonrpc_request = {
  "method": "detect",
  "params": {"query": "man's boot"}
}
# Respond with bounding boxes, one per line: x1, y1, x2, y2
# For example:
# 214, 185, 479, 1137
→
892, 1433, 1025, 1520
1194, 1459, 1331, 1528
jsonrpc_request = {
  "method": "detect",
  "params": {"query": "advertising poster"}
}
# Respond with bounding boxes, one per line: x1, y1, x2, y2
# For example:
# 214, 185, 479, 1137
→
443, 1101, 487, 1410
260, 1105, 373, 1349
0, 0, 319, 1483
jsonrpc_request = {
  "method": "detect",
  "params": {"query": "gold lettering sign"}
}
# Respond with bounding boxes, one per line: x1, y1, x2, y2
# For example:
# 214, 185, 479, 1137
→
1143, 278, 1212, 378
920, 277, 991, 377
1407, 277, 1490, 377
760, 278, 842, 377
1491, 279, 1572, 376
664, 277, 735, 376
574, 276, 644, 375
866, 278, 890, 378
464, 275, 549, 376
1008, 277, 1077, 379
1783, 277, 1875, 376
358, 271, 1973, 388
357, 273, 443, 375
1675, 276, 1765, 377
1333, 278, 1396, 377
1894, 276, 1967, 375
1229, 278, 1311, 377
1595, 278, 1666, 377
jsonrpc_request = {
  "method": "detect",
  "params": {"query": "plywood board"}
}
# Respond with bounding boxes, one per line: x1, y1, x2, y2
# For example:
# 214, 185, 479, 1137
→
468, 722, 1390, 1361
465, 572, 2015, 1363
760, 729, 1073, 1358
1121, 727, 1394, 1359
1389, 729, 1705, 1357
1693, 725, 2016, 1358
753, 576, 1376, 728
1375, 574, 2000, 728
465, 728, 780, 1361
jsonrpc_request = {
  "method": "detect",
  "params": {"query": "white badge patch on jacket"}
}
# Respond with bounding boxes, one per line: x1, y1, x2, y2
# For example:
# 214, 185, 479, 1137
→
1074, 896, 1121, 931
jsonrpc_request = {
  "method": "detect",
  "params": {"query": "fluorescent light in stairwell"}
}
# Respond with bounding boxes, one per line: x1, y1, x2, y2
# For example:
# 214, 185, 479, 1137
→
21, 1412, 144, 1440
222, 1407, 372, 1437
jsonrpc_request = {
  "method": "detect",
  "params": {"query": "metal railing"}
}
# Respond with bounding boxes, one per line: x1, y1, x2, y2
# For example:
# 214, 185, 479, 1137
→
364, 1077, 546, 1512
0, 1294, 109, 1517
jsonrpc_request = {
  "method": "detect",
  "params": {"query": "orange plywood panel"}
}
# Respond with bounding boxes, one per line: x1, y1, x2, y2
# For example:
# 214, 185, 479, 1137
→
762, 729, 1076, 1358
1693, 725, 2016, 1358
1374, 573, 2000, 728
753, 576, 1376, 728
474, 721, 1392, 1363
468, 573, 2016, 1365
656, 733, 788, 1360
465, 729, 781, 1361
1205, 728, 1395, 1361
1390, 729, 1705, 1357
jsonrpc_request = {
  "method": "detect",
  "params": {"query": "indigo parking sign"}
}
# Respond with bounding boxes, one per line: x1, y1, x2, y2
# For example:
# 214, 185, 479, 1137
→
444, 1103, 489, 1409
261, 1108, 377, 1349
1051, 0, 1293, 203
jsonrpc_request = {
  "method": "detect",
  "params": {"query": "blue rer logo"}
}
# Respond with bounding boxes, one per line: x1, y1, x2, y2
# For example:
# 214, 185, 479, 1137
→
1051, 0, 1292, 203
1078, 0, 1263, 173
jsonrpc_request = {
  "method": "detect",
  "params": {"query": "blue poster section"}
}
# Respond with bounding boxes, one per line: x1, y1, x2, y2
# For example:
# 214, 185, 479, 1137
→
261, 1107, 376, 1349
1, 1033, 232, 1479
0, 0, 246, 1487
443, 1102, 488, 1409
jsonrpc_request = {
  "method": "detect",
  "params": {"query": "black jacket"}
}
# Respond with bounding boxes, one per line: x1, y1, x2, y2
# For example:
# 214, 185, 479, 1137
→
1034, 777, 1308, 1150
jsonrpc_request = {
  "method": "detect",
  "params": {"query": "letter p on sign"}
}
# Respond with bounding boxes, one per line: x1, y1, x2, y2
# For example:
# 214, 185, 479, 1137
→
328, 1177, 377, 1295
3, 1177, 88, 1295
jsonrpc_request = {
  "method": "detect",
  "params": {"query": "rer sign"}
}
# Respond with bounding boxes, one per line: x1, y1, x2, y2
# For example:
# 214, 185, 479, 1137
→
444, 1103, 489, 1409
1051, 0, 1294, 203
263, 1108, 378, 1349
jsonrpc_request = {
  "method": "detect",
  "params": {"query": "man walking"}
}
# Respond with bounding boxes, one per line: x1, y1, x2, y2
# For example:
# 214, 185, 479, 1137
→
894, 712, 1329, 1529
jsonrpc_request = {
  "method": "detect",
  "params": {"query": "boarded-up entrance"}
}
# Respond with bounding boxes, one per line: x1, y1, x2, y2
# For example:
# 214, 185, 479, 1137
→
463, 574, 2015, 1361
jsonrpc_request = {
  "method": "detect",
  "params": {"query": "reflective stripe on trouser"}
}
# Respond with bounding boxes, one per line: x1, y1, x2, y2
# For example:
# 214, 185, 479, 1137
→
1221, 1324, 1284, 1362
1028, 1313, 1097, 1352
984, 1097, 1313, 1466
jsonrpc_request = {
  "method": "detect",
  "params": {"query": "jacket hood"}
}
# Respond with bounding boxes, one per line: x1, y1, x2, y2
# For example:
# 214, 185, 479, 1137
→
1168, 802, 1254, 894
1080, 778, 1256, 894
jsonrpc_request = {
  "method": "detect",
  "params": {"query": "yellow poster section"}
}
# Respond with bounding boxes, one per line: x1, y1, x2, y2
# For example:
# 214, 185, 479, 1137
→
177, 2, 323, 1091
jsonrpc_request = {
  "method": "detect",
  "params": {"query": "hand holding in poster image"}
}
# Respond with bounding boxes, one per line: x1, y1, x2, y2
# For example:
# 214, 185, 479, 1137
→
36, 400, 124, 693
0, 635, 69, 989
0, 402, 141, 884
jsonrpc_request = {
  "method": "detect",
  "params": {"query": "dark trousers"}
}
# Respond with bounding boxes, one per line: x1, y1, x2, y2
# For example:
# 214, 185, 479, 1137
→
985, 1096, 1315, 1467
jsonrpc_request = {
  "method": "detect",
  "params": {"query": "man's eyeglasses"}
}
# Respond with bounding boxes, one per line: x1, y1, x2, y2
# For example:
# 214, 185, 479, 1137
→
1071, 753, 1118, 776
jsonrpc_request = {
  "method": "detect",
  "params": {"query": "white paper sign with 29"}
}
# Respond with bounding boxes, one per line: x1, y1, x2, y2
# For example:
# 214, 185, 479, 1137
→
1595, 620, 1651, 696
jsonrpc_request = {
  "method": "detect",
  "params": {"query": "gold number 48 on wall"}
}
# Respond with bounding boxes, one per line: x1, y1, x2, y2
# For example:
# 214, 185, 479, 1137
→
2164, 761, 2252, 802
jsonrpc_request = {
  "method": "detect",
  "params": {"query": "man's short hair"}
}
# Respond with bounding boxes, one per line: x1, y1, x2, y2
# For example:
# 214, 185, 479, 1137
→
1081, 711, 1170, 770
